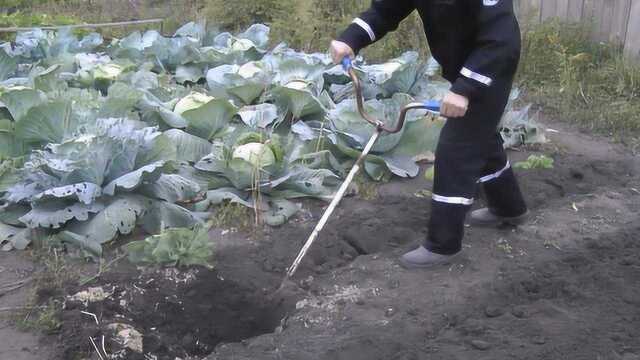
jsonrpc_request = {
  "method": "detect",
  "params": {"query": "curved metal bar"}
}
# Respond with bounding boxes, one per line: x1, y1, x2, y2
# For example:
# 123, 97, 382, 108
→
345, 66, 387, 131
397, 103, 437, 132
344, 64, 440, 134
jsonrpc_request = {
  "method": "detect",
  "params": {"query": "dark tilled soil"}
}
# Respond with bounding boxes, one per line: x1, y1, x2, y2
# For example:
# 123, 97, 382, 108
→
60, 265, 293, 360
208, 122, 640, 360
2, 119, 639, 360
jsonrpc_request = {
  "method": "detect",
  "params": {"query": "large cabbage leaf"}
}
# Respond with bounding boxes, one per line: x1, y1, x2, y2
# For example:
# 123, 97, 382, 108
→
206, 62, 271, 104
66, 195, 147, 244
327, 93, 425, 153
163, 129, 213, 163
269, 57, 327, 118
0, 49, 18, 81
0, 87, 47, 121
15, 100, 77, 144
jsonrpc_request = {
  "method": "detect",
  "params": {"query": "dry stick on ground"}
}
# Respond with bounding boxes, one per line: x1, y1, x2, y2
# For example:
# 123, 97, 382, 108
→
79, 253, 127, 287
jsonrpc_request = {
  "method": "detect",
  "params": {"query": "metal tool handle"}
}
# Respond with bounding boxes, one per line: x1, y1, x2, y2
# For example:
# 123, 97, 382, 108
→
280, 59, 442, 286
342, 58, 441, 134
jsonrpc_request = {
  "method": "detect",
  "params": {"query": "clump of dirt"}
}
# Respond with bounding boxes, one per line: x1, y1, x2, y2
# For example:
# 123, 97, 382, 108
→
60, 266, 295, 360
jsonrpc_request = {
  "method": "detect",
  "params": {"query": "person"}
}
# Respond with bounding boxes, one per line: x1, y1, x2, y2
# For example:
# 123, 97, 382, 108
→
330, 0, 529, 268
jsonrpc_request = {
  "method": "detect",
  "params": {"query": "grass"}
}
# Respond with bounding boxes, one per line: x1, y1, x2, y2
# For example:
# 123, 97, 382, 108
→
517, 20, 640, 144
2, 0, 196, 38
210, 201, 254, 231
12, 247, 78, 335
354, 173, 379, 201
15, 299, 62, 335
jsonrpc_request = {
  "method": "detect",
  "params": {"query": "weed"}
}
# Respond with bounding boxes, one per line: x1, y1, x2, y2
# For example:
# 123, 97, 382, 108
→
424, 165, 435, 181
513, 154, 554, 170
413, 189, 432, 199
211, 201, 254, 231
78, 253, 126, 286
354, 173, 379, 201
543, 238, 562, 251
15, 299, 62, 335
517, 20, 640, 141
11, 248, 77, 334
30, 247, 79, 290
125, 225, 215, 268
497, 238, 513, 254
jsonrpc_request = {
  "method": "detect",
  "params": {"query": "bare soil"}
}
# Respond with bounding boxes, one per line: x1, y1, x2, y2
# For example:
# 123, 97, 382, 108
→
1, 118, 639, 360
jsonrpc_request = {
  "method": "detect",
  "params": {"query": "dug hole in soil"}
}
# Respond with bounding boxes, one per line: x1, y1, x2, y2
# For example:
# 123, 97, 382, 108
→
57, 119, 640, 360
61, 265, 293, 359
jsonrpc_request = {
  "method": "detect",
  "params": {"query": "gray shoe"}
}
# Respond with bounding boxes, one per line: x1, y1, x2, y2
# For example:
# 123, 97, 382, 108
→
399, 246, 458, 269
468, 208, 529, 227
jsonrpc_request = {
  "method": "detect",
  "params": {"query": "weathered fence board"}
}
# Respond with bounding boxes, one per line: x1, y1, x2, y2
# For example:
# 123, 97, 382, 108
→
515, 0, 639, 59
518, 0, 543, 23
541, 0, 558, 20
612, 0, 632, 43
624, 0, 640, 59
557, 0, 571, 18
567, 0, 585, 21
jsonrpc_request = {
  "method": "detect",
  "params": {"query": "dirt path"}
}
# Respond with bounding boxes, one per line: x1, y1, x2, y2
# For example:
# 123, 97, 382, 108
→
0, 118, 638, 360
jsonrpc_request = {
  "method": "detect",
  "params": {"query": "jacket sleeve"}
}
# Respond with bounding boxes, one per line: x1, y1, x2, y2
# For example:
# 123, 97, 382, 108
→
337, 0, 416, 54
450, 0, 521, 99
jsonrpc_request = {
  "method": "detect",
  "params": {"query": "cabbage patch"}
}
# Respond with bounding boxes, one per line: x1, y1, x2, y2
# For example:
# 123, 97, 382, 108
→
0, 23, 542, 253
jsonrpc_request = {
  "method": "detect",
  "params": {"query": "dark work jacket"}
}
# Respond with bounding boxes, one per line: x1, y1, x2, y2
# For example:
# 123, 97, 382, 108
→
337, 0, 521, 100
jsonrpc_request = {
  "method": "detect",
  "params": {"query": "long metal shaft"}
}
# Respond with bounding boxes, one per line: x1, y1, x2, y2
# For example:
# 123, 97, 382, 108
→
278, 58, 440, 289
282, 130, 381, 283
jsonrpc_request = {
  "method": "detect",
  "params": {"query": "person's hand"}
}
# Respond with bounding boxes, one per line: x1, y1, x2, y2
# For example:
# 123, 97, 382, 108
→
329, 40, 355, 65
441, 91, 469, 118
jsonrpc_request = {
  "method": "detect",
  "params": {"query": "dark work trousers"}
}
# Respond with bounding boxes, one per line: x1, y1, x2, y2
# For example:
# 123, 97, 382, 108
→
425, 80, 528, 255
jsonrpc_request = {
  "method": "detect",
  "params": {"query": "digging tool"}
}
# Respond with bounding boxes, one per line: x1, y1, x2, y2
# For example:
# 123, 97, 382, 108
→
277, 57, 441, 291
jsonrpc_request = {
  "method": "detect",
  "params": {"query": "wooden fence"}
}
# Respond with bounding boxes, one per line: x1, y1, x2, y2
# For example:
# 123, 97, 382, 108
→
514, 0, 640, 59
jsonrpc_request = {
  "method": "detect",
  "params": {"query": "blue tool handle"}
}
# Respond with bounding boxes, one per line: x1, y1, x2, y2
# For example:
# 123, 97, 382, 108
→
341, 57, 353, 72
423, 100, 441, 112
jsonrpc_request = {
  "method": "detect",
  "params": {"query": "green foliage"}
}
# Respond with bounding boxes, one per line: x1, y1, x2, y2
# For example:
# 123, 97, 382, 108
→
354, 173, 379, 201
513, 154, 555, 170
0, 19, 538, 253
518, 20, 640, 140
125, 225, 214, 268
0, 9, 80, 41
2, 0, 54, 8
263, 0, 428, 60
203, 0, 290, 33
18, 0, 426, 61
15, 300, 63, 334
210, 201, 253, 230
0, 11, 78, 28
13, 247, 74, 335
424, 165, 435, 181
299, 0, 424, 58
